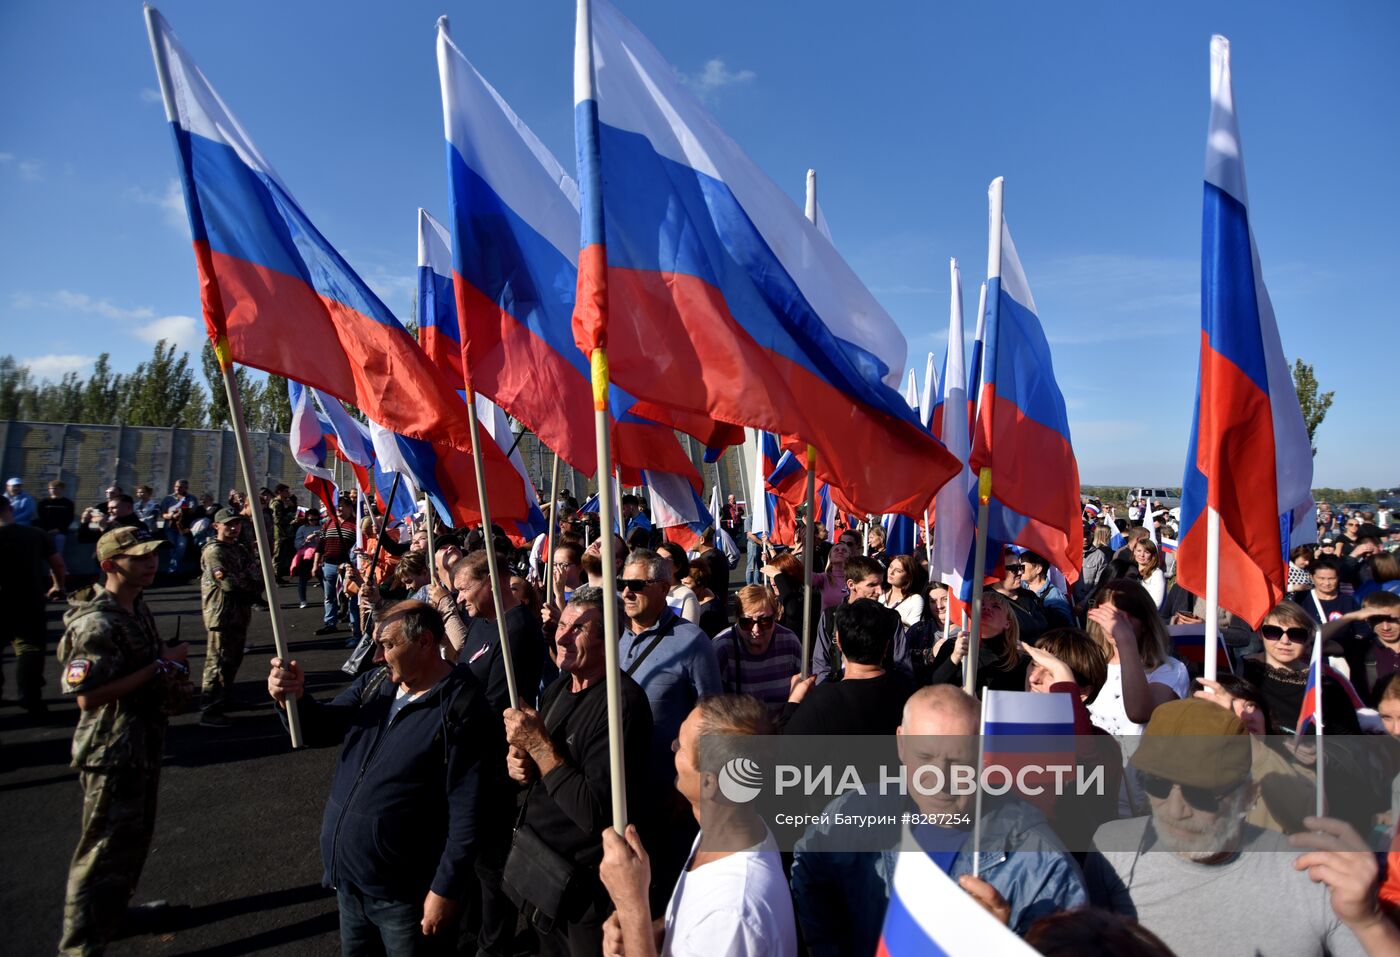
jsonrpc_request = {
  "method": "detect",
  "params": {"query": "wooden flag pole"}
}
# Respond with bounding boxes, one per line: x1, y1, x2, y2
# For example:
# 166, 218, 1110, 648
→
594, 351, 629, 834
147, 2, 303, 749
217, 340, 305, 747
462, 390, 520, 710
964, 468, 992, 698
1203, 508, 1221, 681
543, 451, 562, 605
801, 445, 817, 679
422, 491, 439, 586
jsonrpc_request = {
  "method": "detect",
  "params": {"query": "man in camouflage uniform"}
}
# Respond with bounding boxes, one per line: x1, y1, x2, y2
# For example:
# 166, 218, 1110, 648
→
58, 526, 189, 957
270, 483, 296, 583
198, 507, 262, 728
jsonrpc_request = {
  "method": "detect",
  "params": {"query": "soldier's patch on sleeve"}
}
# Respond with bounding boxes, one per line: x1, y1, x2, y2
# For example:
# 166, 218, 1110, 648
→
66, 658, 92, 687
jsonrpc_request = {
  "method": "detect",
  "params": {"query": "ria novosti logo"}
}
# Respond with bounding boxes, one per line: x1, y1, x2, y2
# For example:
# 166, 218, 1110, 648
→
717, 756, 764, 804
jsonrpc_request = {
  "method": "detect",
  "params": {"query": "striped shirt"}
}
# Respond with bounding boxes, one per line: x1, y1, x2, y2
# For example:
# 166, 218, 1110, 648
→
713, 624, 802, 720
317, 518, 356, 564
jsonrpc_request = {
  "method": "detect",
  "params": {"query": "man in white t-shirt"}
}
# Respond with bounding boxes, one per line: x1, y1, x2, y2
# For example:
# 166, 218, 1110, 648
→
600, 695, 797, 957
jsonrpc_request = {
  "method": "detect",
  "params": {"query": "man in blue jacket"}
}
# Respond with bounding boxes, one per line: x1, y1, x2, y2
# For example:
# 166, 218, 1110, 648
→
790, 685, 1087, 954
268, 600, 502, 955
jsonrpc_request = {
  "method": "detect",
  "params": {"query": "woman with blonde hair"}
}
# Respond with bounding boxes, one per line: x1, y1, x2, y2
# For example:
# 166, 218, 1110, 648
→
1131, 538, 1166, 608
926, 590, 1028, 695
1084, 579, 1187, 736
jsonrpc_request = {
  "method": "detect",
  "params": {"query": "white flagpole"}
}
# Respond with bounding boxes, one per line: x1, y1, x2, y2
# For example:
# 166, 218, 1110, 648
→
577, 0, 627, 835
144, 5, 303, 746
1313, 625, 1325, 819
972, 693, 988, 877
1204, 507, 1221, 681
544, 451, 562, 606
464, 393, 519, 710
965, 177, 1004, 699
800, 169, 819, 679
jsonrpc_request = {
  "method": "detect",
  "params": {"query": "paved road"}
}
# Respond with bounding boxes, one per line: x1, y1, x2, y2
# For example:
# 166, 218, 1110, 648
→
2, 580, 362, 957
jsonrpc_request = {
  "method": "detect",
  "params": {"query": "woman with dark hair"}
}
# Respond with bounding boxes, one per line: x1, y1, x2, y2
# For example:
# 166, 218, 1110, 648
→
657, 540, 700, 623
880, 554, 926, 627
764, 550, 816, 639
684, 559, 730, 637
926, 591, 1029, 695
1240, 600, 1361, 735
1288, 543, 1316, 594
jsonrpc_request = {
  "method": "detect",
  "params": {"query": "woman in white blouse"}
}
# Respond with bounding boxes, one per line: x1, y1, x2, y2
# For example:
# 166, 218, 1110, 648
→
1132, 538, 1167, 608
880, 554, 925, 627
1085, 578, 1189, 736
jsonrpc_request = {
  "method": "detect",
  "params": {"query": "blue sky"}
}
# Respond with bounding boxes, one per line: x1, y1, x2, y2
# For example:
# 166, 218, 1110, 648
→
2, 1, 1396, 487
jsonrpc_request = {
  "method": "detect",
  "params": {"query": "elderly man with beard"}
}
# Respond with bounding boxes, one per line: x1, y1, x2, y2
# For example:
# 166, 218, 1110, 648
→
1085, 699, 1386, 956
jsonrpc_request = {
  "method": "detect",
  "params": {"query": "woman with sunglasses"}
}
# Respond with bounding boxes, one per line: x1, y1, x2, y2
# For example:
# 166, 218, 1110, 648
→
1241, 601, 1361, 735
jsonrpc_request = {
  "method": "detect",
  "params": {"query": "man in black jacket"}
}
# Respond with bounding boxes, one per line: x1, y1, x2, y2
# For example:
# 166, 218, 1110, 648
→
267, 600, 500, 955
502, 585, 653, 956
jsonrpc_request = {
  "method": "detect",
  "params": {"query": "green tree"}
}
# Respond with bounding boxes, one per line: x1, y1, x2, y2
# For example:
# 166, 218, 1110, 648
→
0, 355, 32, 419
200, 341, 263, 430
122, 340, 203, 427
79, 354, 125, 424
1291, 359, 1333, 457
254, 374, 293, 433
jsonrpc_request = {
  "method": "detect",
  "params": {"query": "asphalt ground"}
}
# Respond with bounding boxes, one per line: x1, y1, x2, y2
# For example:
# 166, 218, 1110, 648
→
2, 578, 364, 957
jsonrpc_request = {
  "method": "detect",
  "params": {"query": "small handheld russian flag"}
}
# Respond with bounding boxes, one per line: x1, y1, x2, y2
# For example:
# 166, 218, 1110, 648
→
877, 845, 1036, 956
1295, 626, 1324, 738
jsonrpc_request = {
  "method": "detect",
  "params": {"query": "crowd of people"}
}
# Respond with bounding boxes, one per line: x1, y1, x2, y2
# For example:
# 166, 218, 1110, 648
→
9, 470, 1400, 956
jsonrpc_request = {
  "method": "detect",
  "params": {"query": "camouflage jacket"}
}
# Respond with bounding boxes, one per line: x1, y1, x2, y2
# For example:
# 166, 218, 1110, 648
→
270, 498, 296, 541
57, 588, 167, 769
201, 539, 261, 631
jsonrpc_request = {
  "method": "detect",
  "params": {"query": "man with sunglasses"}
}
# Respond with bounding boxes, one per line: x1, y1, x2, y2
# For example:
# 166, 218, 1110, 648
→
712, 585, 803, 719
1321, 591, 1400, 706
1086, 700, 1374, 956
991, 549, 1049, 644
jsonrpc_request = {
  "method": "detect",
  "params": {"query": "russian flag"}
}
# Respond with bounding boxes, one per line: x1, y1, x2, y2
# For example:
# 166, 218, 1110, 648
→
288, 380, 338, 515
645, 470, 712, 553
1177, 36, 1315, 630
304, 385, 417, 524
878, 842, 1037, 956
434, 18, 703, 488
572, 0, 957, 518
880, 370, 924, 556
145, 8, 521, 515
1296, 628, 1324, 737
969, 183, 1083, 587
416, 208, 549, 542
1168, 623, 1235, 673
765, 450, 808, 504
930, 261, 977, 602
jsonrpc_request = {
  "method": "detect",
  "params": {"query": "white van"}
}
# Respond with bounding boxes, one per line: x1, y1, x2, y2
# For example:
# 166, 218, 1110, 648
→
1129, 487, 1181, 508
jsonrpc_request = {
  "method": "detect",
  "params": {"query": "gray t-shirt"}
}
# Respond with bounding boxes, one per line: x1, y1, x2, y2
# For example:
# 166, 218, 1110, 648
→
1085, 817, 1364, 957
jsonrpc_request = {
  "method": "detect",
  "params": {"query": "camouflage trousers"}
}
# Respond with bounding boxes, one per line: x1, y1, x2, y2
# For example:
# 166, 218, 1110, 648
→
201, 626, 248, 714
59, 766, 161, 957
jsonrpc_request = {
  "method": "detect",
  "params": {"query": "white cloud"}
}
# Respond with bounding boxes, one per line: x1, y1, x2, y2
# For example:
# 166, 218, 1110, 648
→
683, 58, 755, 97
140, 87, 163, 104
12, 290, 156, 321
127, 179, 189, 235
21, 353, 98, 381
135, 315, 200, 351
364, 271, 416, 320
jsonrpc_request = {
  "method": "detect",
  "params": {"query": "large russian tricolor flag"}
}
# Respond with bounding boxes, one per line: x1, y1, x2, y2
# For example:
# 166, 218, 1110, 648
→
572, 0, 957, 518
748, 430, 795, 547
417, 207, 550, 543
877, 843, 1037, 956
434, 18, 702, 488
1177, 36, 1315, 630
145, 7, 521, 519
288, 380, 338, 514
969, 183, 1083, 586
930, 260, 977, 602
644, 470, 713, 553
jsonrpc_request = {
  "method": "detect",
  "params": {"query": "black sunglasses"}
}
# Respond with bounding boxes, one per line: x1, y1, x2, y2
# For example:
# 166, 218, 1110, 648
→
737, 614, 776, 629
1005, 563, 1024, 574
1140, 772, 1242, 811
1260, 625, 1312, 642
617, 577, 662, 593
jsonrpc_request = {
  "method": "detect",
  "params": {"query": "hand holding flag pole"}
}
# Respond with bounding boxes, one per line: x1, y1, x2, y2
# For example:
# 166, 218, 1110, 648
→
144, 5, 302, 747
